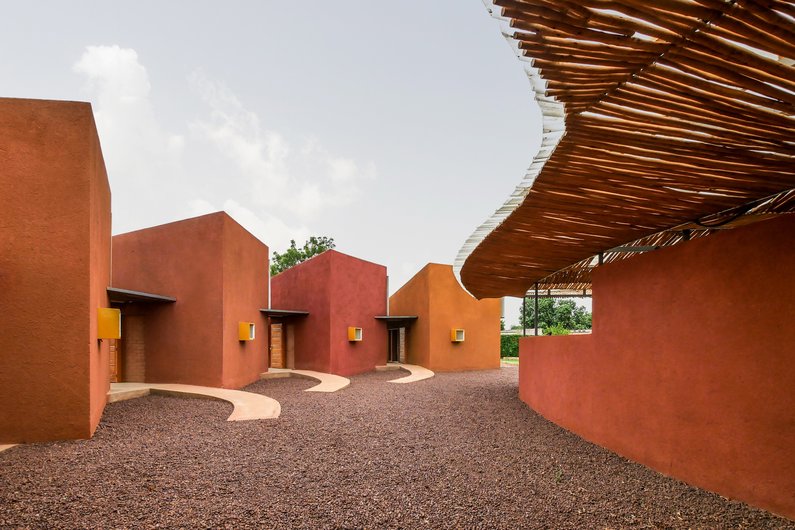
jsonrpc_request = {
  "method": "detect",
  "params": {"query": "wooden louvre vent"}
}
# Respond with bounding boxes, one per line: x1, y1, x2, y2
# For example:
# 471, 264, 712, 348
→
455, 0, 795, 299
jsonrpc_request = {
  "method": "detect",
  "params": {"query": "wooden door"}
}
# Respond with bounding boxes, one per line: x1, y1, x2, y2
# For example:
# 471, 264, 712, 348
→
109, 339, 121, 383
270, 323, 284, 368
286, 325, 295, 369
121, 316, 146, 382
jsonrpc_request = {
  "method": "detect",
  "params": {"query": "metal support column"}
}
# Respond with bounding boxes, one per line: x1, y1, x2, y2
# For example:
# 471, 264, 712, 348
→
534, 282, 539, 336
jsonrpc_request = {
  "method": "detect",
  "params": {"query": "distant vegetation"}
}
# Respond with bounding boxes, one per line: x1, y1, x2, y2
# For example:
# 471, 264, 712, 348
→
270, 236, 335, 275
521, 298, 591, 332
501, 335, 520, 357
501, 298, 591, 357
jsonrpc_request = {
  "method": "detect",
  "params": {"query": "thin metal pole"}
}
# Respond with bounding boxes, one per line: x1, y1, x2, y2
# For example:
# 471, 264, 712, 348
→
522, 296, 526, 337
534, 282, 539, 336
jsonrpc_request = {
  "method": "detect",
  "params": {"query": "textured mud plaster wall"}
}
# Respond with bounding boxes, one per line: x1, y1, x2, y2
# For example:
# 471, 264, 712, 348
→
113, 212, 269, 388
270, 254, 332, 373
328, 251, 387, 376
388, 267, 431, 368
426, 264, 500, 371
271, 250, 387, 376
390, 264, 500, 371
519, 215, 795, 519
221, 215, 269, 388
0, 98, 111, 442
113, 214, 225, 386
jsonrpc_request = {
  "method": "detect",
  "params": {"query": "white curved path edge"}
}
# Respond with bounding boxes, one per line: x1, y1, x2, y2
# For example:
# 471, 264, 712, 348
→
262, 368, 350, 393
108, 382, 281, 421
0, 444, 16, 453
385, 363, 435, 384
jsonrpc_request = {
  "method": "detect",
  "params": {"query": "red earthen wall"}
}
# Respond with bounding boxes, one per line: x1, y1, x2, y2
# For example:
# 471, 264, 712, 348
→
0, 98, 111, 442
221, 215, 269, 388
271, 254, 332, 372
113, 214, 225, 387
271, 250, 387, 376
329, 252, 387, 376
113, 212, 269, 388
519, 215, 795, 518
89, 121, 112, 429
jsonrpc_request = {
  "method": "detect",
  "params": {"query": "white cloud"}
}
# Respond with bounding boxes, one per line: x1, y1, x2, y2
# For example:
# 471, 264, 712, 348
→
187, 198, 217, 218
188, 198, 310, 254
73, 45, 187, 236
73, 46, 357, 251
72, 45, 185, 178
188, 70, 375, 220
328, 157, 359, 182
74, 45, 151, 101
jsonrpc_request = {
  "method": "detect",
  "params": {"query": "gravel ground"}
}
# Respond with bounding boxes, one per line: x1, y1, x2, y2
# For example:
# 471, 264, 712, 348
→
1, 368, 792, 529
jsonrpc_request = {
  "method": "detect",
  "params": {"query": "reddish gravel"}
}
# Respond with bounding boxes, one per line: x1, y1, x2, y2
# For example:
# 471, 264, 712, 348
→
1, 368, 792, 529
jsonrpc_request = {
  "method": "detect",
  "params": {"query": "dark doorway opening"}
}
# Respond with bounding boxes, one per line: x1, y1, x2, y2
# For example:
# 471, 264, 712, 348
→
388, 328, 401, 363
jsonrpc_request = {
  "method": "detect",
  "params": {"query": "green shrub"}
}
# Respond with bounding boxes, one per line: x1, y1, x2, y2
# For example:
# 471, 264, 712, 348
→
500, 335, 520, 357
545, 324, 571, 336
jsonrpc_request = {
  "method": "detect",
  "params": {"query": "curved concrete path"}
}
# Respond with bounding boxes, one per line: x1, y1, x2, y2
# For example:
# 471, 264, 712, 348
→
108, 383, 281, 421
0, 444, 16, 454
379, 363, 435, 384
261, 368, 350, 392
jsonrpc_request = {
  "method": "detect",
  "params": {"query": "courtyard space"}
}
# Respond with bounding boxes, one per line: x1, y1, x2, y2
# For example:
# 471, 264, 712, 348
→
1, 368, 791, 529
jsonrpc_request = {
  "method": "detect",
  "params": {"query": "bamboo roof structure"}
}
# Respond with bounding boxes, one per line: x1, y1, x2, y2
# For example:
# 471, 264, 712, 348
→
455, 0, 795, 299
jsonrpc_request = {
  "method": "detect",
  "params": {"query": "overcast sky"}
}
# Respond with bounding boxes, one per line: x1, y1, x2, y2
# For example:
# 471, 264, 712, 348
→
2, 1, 547, 325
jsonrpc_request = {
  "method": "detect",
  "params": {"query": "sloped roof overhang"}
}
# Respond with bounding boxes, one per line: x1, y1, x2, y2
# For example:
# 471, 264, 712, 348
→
107, 287, 176, 304
260, 309, 310, 318
455, 0, 795, 299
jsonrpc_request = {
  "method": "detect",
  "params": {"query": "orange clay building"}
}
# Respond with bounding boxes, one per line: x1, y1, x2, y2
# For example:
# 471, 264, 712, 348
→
267, 250, 387, 376
0, 98, 112, 443
388, 264, 500, 371
111, 212, 269, 389
456, 2, 795, 518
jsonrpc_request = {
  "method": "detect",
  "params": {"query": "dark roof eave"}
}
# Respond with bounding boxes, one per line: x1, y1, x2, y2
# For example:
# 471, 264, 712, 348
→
107, 287, 176, 304
260, 309, 310, 317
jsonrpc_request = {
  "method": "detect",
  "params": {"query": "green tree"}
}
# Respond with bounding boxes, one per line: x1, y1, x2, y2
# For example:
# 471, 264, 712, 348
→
500, 335, 520, 357
270, 236, 335, 275
521, 297, 591, 333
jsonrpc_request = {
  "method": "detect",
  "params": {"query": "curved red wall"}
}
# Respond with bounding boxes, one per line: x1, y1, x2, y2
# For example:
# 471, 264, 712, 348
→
519, 215, 795, 519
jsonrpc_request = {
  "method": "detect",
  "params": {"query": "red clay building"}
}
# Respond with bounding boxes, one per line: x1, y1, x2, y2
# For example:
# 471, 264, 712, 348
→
111, 212, 269, 389
389, 264, 500, 371
268, 250, 387, 376
0, 98, 112, 443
